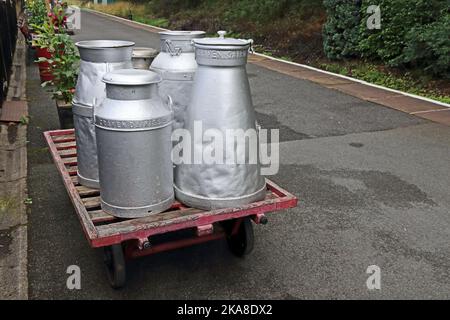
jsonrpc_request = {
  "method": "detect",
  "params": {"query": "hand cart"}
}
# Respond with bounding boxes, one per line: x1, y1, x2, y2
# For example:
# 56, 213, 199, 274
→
44, 129, 298, 288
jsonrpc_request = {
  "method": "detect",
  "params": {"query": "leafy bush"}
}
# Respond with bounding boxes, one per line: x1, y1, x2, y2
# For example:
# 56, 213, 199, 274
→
359, 1, 441, 62
323, 0, 449, 78
397, 10, 450, 78
358, 0, 449, 78
322, 0, 361, 60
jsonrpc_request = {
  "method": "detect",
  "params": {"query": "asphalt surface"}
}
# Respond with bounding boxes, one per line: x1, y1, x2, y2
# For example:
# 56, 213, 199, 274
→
27, 11, 450, 299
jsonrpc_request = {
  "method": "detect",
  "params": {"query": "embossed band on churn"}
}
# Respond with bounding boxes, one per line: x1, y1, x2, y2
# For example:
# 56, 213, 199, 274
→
95, 115, 173, 131
196, 48, 248, 60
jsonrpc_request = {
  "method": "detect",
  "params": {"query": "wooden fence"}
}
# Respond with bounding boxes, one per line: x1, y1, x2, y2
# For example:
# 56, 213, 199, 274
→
0, 0, 20, 107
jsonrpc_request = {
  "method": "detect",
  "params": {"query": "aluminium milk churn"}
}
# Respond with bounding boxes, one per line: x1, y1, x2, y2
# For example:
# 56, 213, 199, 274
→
131, 47, 158, 70
174, 31, 266, 210
95, 69, 174, 218
72, 40, 134, 188
150, 30, 205, 130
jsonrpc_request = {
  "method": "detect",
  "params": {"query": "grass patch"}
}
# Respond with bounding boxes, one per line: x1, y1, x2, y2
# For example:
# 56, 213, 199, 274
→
0, 197, 19, 213
80, 1, 149, 19
319, 61, 450, 104
133, 16, 169, 29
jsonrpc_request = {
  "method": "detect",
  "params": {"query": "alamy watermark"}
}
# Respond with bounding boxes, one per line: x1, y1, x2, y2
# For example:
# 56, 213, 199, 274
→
366, 265, 381, 290
66, 265, 81, 290
366, 5, 381, 30
171, 121, 280, 176
66, 5, 81, 31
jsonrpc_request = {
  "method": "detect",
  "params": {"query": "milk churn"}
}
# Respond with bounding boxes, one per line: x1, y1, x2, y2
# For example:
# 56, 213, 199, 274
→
131, 47, 158, 70
150, 30, 205, 130
73, 40, 134, 188
174, 31, 266, 210
95, 69, 174, 218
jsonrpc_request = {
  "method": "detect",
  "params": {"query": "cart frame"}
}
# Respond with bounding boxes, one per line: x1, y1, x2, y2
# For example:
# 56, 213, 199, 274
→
44, 128, 298, 287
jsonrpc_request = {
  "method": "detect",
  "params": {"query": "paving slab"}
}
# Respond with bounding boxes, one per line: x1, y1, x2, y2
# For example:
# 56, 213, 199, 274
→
368, 95, 447, 114
415, 110, 450, 126
0, 101, 28, 122
326, 83, 401, 101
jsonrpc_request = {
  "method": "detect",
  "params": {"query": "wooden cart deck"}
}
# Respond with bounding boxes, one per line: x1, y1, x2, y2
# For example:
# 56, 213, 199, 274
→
44, 129, 298, 249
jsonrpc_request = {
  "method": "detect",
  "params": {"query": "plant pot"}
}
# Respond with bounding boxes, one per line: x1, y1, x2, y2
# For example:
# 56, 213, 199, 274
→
39, 69, 54, 82
56, 99, 74, 129
36, 47, 55, 82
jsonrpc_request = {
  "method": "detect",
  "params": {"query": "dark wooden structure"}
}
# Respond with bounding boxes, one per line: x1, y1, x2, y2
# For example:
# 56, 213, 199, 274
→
0, 0, 21, 107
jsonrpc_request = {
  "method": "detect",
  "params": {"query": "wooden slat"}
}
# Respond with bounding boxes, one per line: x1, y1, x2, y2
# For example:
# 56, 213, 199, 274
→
76, 185, 100, 197
89, 210, 116, 224
53, 134, 75, 143
266, 179, 292, 197
62, 157, 78, 166
265, 192, 278, 200
46, 128, 75, 136
55, 141, 76, 150
53, 133, 75, 139
58, 148, 77, 158
71, 175, 79, 185
82, 196, 101, 209
67, 169, 78, 176
96, 208, 204, 238
96, 185, 297, 240
43, 130, 98, 240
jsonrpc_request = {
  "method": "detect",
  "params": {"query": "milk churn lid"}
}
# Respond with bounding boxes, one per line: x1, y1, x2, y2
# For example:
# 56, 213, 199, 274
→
75, 40, 135, 49
159, 30, 206, 40
102, 69, 162, 85
193, 31, 252, 47
132, 47, 158, 58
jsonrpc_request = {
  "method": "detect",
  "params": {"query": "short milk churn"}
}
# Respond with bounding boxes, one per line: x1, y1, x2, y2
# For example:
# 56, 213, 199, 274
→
150, 30, 205, 130
95, 69, 174, 218
132, 47, 158, 70
73, 40, 134, 188
174, 31, 266, 210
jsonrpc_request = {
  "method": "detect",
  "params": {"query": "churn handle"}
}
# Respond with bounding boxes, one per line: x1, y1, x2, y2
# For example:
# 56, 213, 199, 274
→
248, 39, 255, 54
165, 39, 182, 57
166, 95, 174, 113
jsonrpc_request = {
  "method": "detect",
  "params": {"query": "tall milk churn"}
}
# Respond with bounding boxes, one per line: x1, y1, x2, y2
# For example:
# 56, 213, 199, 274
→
174, 31, 266, 210
95, 69, 174, 218
73, 40, 134, 188
150, 30, 205, 130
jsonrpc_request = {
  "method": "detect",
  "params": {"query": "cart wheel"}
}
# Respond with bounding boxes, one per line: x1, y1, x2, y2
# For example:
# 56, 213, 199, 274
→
227, 218, 254, 257
103, 244, 126, 289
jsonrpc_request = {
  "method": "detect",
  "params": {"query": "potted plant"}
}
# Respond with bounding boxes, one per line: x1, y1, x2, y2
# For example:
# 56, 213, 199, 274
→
40, 33, 79, 129
24, 0, 49, 40
32, 20, 57, 82
31, 2, 69, 82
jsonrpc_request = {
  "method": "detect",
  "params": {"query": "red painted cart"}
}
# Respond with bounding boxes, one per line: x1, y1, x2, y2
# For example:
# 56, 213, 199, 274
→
44, 129, 298, 288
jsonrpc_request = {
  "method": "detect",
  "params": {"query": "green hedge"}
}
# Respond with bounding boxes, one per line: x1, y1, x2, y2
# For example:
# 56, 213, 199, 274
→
322, 0, 361, 59
323, 0, 449, 78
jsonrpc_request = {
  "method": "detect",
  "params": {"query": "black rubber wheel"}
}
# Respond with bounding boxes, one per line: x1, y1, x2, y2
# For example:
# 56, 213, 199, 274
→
103, 244, 126, 289
227, 218, 254, 257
